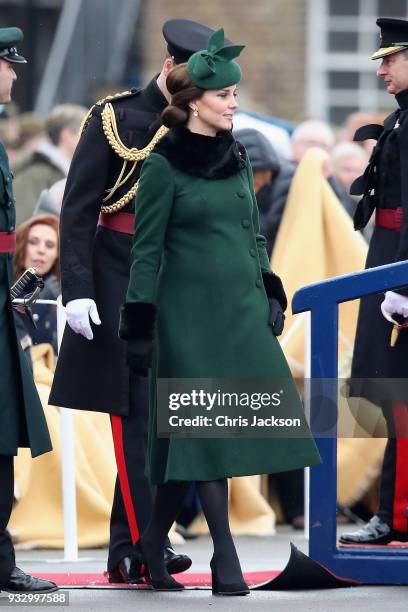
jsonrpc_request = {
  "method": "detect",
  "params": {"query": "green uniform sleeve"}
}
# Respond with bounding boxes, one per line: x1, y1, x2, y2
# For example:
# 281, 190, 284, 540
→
126, 153, 175, 304
245, 157, 271, 273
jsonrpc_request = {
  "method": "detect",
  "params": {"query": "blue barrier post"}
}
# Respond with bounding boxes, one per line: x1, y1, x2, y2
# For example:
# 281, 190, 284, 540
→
293, 260, 408, 584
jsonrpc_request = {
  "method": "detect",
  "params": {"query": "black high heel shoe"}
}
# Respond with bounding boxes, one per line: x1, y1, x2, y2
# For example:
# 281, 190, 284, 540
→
210, 556, 250, 596
133, 540, 185, 591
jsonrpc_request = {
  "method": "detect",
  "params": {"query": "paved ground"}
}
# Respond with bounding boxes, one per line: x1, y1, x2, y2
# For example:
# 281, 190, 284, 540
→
1, 526, 407, 611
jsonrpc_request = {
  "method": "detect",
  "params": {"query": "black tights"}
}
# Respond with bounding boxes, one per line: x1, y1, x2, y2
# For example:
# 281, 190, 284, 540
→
141, 478, 244, 583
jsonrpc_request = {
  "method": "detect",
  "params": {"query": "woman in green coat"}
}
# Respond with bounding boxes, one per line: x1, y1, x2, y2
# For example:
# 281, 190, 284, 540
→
120, 29, 320, 594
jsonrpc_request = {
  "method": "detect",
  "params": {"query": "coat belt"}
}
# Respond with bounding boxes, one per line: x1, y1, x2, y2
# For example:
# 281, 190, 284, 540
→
375, 207, 403, 232
98, 211, 135, 235
0, 230, 16, 253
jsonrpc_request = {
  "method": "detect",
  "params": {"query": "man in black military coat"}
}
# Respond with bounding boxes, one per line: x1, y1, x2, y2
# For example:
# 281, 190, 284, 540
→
0, 27, 57, 595
341, 18, 408, 545
49, 19, 230, 582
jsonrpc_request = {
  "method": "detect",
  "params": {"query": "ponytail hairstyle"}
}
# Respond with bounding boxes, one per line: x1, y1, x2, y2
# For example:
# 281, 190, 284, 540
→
161, 63, 205, 128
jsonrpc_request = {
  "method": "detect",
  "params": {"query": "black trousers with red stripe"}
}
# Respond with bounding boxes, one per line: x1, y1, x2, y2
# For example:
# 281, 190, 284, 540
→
377, 402, 408, 532
0, 455, 15, 588
107, 373, 153, 571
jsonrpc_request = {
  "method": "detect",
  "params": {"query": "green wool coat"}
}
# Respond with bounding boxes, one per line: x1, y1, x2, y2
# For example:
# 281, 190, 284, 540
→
126, 133, 320, 484
0, 141, 51, 457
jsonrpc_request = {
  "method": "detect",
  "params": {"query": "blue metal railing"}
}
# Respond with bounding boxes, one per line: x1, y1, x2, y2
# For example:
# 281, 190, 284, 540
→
293, 260, 408, 585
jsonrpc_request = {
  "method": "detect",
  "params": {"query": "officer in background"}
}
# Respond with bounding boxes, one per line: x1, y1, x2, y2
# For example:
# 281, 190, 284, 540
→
49, 20, 230, 582
341, 18, 408, 545
0, 28, 57, 594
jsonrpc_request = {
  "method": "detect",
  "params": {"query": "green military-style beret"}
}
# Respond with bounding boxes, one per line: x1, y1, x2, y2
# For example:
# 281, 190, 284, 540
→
187, 28, 245, 89
0, 27, 26, 64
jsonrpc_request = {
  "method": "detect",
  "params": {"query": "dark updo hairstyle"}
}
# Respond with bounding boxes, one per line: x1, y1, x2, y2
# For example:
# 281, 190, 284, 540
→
161, 63, 205, 128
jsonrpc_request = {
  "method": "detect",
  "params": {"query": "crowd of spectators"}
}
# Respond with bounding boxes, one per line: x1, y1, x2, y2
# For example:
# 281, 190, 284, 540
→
0, 104, 86, 373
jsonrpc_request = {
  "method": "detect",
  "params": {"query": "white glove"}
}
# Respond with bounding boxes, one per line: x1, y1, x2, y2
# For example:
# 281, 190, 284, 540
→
380, 291, 408, 323
65, 298, 101, 340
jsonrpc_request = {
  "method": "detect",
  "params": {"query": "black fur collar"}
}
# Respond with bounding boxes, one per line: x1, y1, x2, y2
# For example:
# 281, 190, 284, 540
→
153, 127, 247, 179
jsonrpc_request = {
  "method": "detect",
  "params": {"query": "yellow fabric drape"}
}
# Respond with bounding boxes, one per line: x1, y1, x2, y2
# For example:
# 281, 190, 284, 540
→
11, 344, 116, 548
272, 147, 368, 377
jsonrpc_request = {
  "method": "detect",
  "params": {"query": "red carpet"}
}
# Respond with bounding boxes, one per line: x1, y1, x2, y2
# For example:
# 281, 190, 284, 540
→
35, 571, 279, 588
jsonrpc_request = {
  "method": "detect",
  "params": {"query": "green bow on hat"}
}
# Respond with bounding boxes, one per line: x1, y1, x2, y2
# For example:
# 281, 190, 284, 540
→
187, 28, 245, 89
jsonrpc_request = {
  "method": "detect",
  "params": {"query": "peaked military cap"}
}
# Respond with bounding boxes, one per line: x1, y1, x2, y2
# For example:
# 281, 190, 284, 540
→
187, 28, 245, 89
372, 18, 408, 60
0, 27, 26, 63
162, 19, 232, 64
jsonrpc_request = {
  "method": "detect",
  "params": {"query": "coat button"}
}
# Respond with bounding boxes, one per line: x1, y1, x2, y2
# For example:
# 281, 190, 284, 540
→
236, 190, 246, 198
5, 177, 10, 183
249, 248, 256, 257
241, 219, 250, 228
256, 279, 262, 288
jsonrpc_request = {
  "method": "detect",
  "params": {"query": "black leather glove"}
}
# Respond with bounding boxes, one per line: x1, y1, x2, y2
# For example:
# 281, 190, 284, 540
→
118, 302, 156, 376
262, 272, 287, 336
126, 338, 153, 376
268, 297, 285, 336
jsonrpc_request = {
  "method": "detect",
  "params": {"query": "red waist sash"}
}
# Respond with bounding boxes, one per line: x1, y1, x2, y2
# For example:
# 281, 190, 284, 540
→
0, 231, 16, 253
98, 211, 135, 235
375, 207, 403, 232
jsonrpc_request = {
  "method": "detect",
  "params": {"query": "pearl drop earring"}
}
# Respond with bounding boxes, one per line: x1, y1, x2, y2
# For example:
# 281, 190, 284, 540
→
193, 109, 198, 117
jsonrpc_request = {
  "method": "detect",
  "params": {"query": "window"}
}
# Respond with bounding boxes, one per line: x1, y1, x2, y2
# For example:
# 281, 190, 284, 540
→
328, 31, 359, 52
306, 0, 406, 125
328, 71, 360, 90
329, 0, 360, 16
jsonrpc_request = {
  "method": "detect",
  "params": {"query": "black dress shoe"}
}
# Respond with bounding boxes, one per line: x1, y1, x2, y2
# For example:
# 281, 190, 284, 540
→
2, 567, 58, 594
339, 515, 408, 545
107, 555, 144, 584
134, 541, 184, 591
210, 556, 249, 596
164, 546, 192, 575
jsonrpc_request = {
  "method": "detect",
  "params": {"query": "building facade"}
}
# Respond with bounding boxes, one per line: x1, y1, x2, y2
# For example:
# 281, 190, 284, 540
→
0, 0, 406, 124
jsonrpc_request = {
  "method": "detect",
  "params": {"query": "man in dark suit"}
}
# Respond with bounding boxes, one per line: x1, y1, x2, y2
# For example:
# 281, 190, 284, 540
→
341, 18, 408, 545
49, 20, 231, 582
0, 27, 57, 594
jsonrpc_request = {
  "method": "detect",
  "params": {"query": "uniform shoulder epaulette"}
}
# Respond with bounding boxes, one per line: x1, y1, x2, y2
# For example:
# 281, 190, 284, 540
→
78, 86, 168, 215
99, 94, 168, 214
79, 89, 140, 136
95, 88, 140, 107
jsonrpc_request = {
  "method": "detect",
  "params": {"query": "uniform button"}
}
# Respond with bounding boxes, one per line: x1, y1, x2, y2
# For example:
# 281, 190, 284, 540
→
241, 219, 250, 228
256, 279, 262, 288
249, 248, 256, 257
236, 190, 246, 198
9, 226, 15, 232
